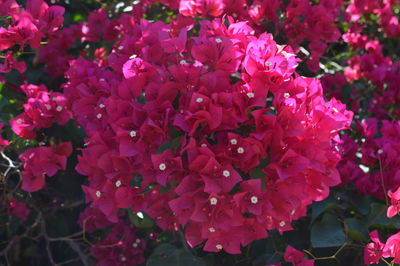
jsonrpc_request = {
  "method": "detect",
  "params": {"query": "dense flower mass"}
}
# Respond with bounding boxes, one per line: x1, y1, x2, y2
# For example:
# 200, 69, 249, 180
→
2, 0, 400, 265
64, 15, 352, 254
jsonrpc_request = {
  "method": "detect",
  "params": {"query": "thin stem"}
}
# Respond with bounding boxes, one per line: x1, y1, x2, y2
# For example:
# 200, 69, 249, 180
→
378, 156, 389, 206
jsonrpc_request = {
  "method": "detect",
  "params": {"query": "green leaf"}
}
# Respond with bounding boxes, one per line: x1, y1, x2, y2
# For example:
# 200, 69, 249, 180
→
366, 203, 400, 228
147, 243, 206, 266
249, 168, 264, 179
311, 195, 343, 223
344, 218, 369, 241
156, 136, 181, 154
128, 210, 154, 229
311, 214, 345, 248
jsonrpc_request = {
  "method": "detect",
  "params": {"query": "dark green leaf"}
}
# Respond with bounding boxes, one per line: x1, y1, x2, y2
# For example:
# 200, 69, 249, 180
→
147, 243, 206, 266
311, 214, 345, 248
344, 218, 369, 241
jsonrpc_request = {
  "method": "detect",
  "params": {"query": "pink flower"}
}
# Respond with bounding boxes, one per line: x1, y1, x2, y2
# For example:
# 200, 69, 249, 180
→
7, 198, 30, 221
383, 231, 400, 263
387, 187, 400, 218
364, 230, 384, 265
284, 245, 314, 266
20, 142, 72, 192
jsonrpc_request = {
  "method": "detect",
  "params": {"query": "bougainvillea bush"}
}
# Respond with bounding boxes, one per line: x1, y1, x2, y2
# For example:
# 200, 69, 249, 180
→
1, 0, 400, 265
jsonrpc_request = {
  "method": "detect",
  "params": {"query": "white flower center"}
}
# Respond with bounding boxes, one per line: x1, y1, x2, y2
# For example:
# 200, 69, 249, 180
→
159, 163, 166, 171
237, 147, 244, 154
96, 113, 102, 119
95, 190, 101, 197
230, 139, 237, 145
46, 105, 52, 110
247, 92, 255, 98
279, 221, 285, 227
223, 170, 230, 177
99, 104, 105, 108
251, 196, 258, 204
215, 38, 222, 43
56, 106, 63, 112
216, 244, 223, 250
210, 197, 218, 205
209, 227, 215, 232
377, 149, 383, 154
196, 97, 203, 103
130, 130, 137, 137
283, 93, 290, 98
115, 180, 122, 187
118, 45, 124, 50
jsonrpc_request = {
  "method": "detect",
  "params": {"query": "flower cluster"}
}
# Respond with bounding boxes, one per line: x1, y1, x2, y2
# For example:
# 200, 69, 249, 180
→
364, 230, 400, 264
63, 14, 352, 254
5, 0, 400, 264
337, 119, 400, 199
176, 0, 343, 72
0, 0, 64, 58
9, 84, 72, 139
19, 142, 72, 192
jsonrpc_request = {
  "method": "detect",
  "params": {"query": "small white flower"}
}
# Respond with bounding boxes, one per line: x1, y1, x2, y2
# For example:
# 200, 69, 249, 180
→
96, 113, 102, 119
377, 149, 383, 154
118, 45, 124, 50
96, 191, 101, 197
279, 221, 286, 227
251, 196, 258, 204
210, 197, 218, 205
222, 170, 230, 177
129, 54, 137, 59
130, 130, 137, 137
215, 38, 222, 43
216, 244, 223, 250
115, 180, 122, 187
159, 163, 166, 171
99, 104, 105, 108
209, 227, 216, 233
247, 92, 255, 98
265, 61, 272, 66
283, 93, 290, 98
56, 106, 63, 112
230, 139, 237, 145
196, 97, 203, 103
237, 147, 244, 154
46, 105, 52, 110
